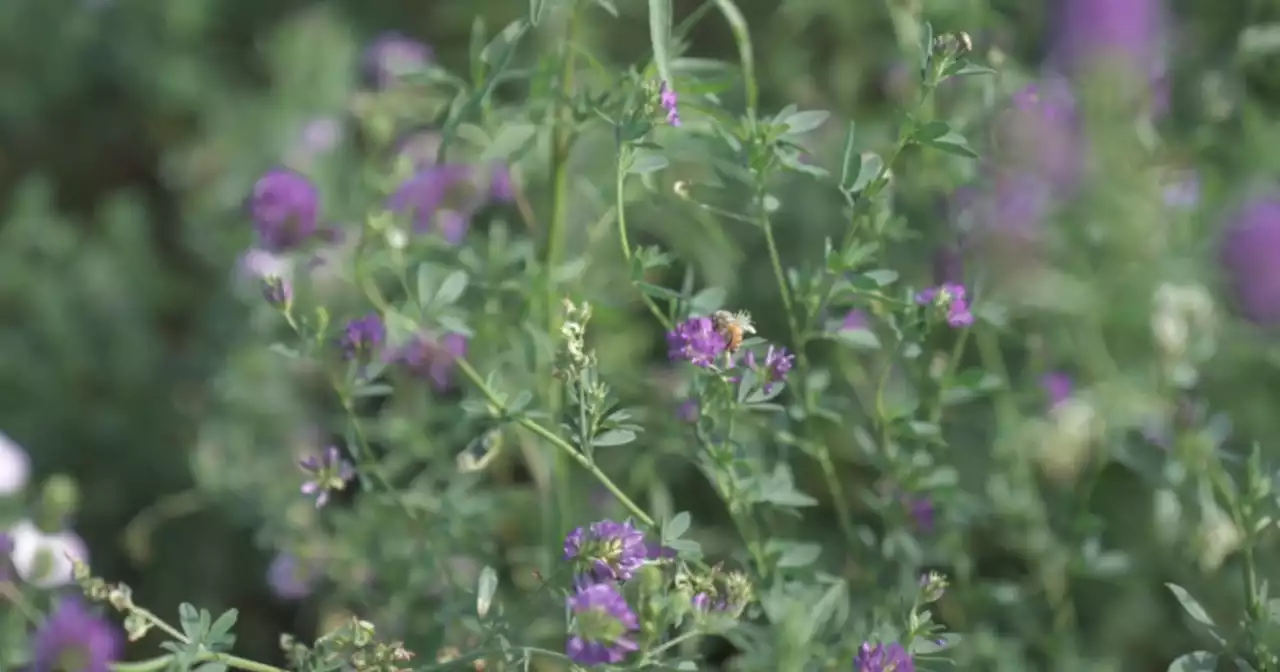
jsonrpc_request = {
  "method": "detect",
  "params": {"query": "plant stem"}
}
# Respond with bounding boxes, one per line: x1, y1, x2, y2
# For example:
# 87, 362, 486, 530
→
125, 607, 288, 672
616, 148, 673, 329
454, 357, 655, 529
545, 0, 582, 552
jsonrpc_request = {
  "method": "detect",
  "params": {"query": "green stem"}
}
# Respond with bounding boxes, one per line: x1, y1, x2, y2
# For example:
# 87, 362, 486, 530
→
454, 358, 655, 528
126, 607, 288, 672
616, 147, 673, 330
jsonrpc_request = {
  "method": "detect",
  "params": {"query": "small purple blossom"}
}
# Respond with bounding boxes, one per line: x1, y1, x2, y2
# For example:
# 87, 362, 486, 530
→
299, 446, 356, 508
904, 494, 935, 532
841, 310, 870, 331
248, 168, 320, 252
362, 32, 432, 89
746, 345, 795, 394
490, 164, 516, 202
992, 80, 1082, 191
30, 598, 122, 672
676, 399, 699, 423
267, 553, 319, 600
565, 583, 640, 667
1220, 195, 1280, 326
340, 313, 386, 360
1051, 0, 1164, 79
393, 332, 468, 391
658, 81, 681, 126
915, 283, 973, 327
1041, 372, 1073, 408
387, 164, 477, 242
563, 519, 648, 584
666, 317, 727, 367
853, 641, 914, 672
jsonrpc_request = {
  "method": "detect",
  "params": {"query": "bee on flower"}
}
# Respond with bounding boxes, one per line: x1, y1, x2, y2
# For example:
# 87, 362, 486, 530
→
710, 310, 755, 354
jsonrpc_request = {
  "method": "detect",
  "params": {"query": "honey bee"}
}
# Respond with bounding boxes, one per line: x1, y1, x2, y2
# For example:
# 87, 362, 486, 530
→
711, 310, 756, 354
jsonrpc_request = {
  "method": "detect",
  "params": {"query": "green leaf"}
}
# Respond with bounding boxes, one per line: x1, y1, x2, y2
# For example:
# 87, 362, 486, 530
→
920, 131, 979, 159
178, 603, 202, 640
434, 270, 469, 306
593, 429, 638, 447
476, 566, 499, 618
416, 265, 436, 308
665, 511, 692, 540
647, 0, 674, 85
482, 122, 537, 162
770, 541, 822, 568
782, 110, 830, 135
207, 609, 239, 641
529, 0, 546, 25
835, 328, 881, 351
1166, 652, 1218, 672
195, 664, 229, 672
593, 0, 620, 17
913, 120, 952, 142
838, 122, 859, 190
628, 153, 670, 175
1166, 583, 1216, 629
636, 282, 683, 301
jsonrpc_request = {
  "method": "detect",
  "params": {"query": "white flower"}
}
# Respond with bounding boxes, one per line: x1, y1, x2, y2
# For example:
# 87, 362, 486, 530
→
0, 431, 30, 495
7, 519, 90, 588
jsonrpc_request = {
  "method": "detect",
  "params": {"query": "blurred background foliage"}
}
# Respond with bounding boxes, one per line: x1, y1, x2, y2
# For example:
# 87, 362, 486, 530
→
7, 0, 1280, 668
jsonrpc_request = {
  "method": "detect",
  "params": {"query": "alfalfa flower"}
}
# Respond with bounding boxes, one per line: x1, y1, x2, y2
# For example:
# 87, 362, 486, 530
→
1041, 372, 1074, 409
30, 598, 122, 672
299, 446, 356, 508
853, 641, 914, 672
340, 313, 386, 361
565, 582, 640, 666
387, 163, 477, 243
267, 552, 320, 600
361, 32, 432, 89
248, 168, 320, 252
915, 283, 974, 327
658, 81, 681, 126
563, 519, 648, 584
666, 317, 727, 368
746, 345, 795, 394
393, 332, 468, 391
1219, 195, 1280, 326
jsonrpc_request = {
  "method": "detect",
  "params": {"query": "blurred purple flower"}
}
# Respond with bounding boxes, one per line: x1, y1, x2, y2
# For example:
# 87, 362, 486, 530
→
0, 531, 12, 581
362, 32, 432, 89
394, 130, 444, 169
916, 283, 973, 327
658, 81, 681, 127
991, 80, 1083, 191
841, 310, 869, 331
31, 598, 122, 672
666, 317, 727, 367
746, 345, 794, 394
299, 446, 356, 508
1051, 0, 1165, 78
393, 332, 468, 391
340, 313, 385, 360
645, 540, 677, 561
676, 399, 699, 423
489, 164, 516, 202
1220, 195, 1280, 325
854, 641, 914, 672
1163, 170, 1200, 210
387, 164, 477, 242
249, 168, 320, 252
904, 494, 935, 532
565, 582, 640, 666
564, 520, 648, 584
1041, 372, 1073, 408
267, 553, 319, 600
288, 117, 342, 169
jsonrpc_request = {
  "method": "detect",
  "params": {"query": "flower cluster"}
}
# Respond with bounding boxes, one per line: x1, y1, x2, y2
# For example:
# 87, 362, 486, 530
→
248, 168, 321, 252
390, 332, 468, 391
299, 446, 356, 508
915, 283, 974, 328
30, 598, 122, 672
561, 519, 651, 667
362, 31, 433, 90
746, 345, 795, 394
853, 641, 913, 672
658, 81, 681, 127
665, 316, 727, 368
341, 313, 386, 361
564, 519, 648, 584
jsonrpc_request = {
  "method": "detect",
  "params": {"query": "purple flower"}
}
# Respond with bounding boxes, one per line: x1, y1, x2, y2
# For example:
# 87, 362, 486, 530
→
666, 317, 727, 367
1163, 170, 1200, 210
30, 598, 122, 672
387, 164, 478, 242
692, 591, 729, 612
991, 80, 1083, 191
645, 540, 677, 561
0, 532, 12, 581
1220, 196, 1280, 326
299, 446, 356, 508
393, 332, 468, 391
362, 32, 432, 89
1051, 0, 1164, 78
1041, 372, 1073, 408
288, 117, 342, 169
563, 520, 648, 584
489, 164, 516, 202
841, 310, 869, 331
746, 345, 795, 394
267, 553, 319, 600
853, 641, 914, 672
676, 399, 699, 423
340, 313, 385, 360
248, 168, 320, 252
915, 283, 973, 328
658, 81, 681, 127
565, 583, 640, 666
904, 494, 935, 532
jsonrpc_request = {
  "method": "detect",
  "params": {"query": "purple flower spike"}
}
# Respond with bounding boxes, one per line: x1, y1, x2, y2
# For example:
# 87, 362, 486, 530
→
853, 641, 914, 672
746, 345, 795, 394
394, 332, 468, 391
1051, 0, 1164, 78
299, 446, 356, 508
387, 164, 478, 241
666, 317, 728, 367
1041, 372, 1074, 408
1220, 196, 1280, 326
563, 519, 649, 584
249, 168, 320, 252
658, 81, 681, 127
565, 583, 640, 666
31, 598, 122, 672
362, 32, 432, 89
916, 283, 973, 328
340, 313, 386, 360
